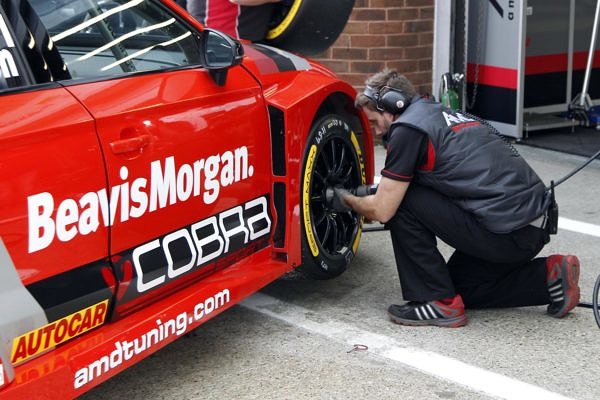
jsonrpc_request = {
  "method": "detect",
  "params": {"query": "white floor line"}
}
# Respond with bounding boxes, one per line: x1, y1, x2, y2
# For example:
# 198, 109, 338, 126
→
559, 216, 600, 237
241, 293, 573, 400
373, 175, 600, 238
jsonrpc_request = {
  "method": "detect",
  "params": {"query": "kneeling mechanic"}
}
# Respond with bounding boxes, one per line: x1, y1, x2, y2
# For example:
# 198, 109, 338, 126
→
331, 69, 581, 328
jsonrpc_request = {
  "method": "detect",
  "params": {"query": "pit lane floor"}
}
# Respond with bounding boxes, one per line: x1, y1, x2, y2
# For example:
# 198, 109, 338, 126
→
81, 143, 600, 400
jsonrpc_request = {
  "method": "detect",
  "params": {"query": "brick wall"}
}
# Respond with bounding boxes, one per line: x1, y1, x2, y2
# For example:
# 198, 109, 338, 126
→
313, 0, 435, 95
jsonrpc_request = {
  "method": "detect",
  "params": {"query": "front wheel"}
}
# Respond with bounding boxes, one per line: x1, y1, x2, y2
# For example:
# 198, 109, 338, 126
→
299, 115, 365, 279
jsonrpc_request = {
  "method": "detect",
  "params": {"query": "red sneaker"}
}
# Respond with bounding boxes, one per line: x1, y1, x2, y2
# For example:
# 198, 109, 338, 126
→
387, 294, 468, 328
546, 255, 580, 318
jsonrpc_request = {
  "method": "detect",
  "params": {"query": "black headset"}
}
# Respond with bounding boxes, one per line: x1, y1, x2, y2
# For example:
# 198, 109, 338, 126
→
363, 85, 409, 115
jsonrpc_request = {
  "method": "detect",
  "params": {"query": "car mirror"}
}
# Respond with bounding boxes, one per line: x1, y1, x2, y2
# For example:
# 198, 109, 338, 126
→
201, 29, 244, 86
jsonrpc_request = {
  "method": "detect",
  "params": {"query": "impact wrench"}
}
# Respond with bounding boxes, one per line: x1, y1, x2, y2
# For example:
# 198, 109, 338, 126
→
324, 184, 378, 212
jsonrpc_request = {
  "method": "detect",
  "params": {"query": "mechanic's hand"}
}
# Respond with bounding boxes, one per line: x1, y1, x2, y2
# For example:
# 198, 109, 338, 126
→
326, 186, 352, 212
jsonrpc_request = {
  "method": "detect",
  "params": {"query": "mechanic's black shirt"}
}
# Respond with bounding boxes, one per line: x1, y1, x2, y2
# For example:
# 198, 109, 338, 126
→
391, 98, 549, 233
381, 125, 429, 182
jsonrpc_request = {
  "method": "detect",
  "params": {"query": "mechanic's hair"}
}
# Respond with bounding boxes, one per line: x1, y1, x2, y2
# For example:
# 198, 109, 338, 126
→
354, 69, 417, 112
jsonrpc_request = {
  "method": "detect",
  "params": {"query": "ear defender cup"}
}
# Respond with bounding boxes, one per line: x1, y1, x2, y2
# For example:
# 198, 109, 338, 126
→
379, 89, 408, 115
363, 86, 409, 115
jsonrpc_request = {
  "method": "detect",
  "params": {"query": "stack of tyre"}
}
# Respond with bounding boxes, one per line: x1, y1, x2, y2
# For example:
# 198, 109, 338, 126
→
266, 0, 355, 56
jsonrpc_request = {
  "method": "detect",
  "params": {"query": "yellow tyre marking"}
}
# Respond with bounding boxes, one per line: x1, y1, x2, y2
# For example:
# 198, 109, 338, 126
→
352, 229, 362, 255
350, 130, 366, 254
302, 144, 319, 256
266, 0, 303, 40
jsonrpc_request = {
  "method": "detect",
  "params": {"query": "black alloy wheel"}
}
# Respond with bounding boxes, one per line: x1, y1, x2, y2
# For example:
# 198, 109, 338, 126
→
299, 115, 365, 279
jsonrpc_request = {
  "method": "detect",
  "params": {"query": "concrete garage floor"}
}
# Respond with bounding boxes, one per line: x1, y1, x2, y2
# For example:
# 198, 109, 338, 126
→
81, 144, 600, 400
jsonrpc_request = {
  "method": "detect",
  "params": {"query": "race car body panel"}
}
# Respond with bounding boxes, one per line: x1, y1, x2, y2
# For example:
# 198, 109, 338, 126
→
0, 88, 108, 285
0, 87, 116, 390
65, 66, 273, 317
0, 0, 374, 397
1, 247, 289, 399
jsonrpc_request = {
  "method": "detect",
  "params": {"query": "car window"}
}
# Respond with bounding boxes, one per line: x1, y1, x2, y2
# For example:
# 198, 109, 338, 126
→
0, 7, 29, 89
1, 0, 72, 89
29, 0, 202, 79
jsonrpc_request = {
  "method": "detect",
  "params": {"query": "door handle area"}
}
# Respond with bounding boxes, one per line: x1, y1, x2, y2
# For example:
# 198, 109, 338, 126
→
109, 134, 151, 154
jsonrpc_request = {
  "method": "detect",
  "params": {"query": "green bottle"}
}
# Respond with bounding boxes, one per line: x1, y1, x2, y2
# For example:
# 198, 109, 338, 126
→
439, 73, 460, 110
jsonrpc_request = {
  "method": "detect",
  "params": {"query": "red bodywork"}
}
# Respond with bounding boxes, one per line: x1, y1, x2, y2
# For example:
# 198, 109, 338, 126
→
0, 1, 374, 398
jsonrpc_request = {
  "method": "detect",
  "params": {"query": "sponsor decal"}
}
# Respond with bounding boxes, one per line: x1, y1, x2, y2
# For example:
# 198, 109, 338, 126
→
131, 195, 271, 294
0, 14, 19, 80
302, 145, 319, 257
73, 289, 231, 389
442, 111, 481, 132
11, 300, 109, 365
27, 147, 254, 253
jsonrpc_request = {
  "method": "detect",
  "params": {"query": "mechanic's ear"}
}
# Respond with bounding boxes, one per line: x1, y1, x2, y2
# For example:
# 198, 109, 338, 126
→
201, 29, 244, 85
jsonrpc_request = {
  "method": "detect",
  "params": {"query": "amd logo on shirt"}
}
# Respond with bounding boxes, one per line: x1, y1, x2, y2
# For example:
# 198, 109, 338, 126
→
442, 111, 476, 126
442, 111, 480, 132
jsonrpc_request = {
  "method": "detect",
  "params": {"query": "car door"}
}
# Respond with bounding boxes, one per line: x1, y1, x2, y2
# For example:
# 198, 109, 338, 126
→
0, 3, 113, 374
30, 0, 273, 316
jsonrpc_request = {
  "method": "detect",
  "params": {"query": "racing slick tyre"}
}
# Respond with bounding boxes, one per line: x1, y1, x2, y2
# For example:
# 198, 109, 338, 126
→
299, 114, 365, 279
266, 0, 355, 56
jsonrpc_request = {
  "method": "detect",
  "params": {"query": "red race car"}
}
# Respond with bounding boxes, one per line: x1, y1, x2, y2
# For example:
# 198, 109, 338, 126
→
0, 0, 374, 398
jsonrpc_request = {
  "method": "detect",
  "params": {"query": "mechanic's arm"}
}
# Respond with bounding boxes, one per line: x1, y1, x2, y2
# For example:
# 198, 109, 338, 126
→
345, 177, 410, 224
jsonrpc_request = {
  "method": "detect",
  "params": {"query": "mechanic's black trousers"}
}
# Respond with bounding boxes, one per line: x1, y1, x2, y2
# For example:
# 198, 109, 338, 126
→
387, 185, 551, 308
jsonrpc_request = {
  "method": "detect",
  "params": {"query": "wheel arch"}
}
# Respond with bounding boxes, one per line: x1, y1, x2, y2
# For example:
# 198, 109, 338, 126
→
266, 77, 375, 185
265, 79, 374, 270
312, 92, 373, 173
